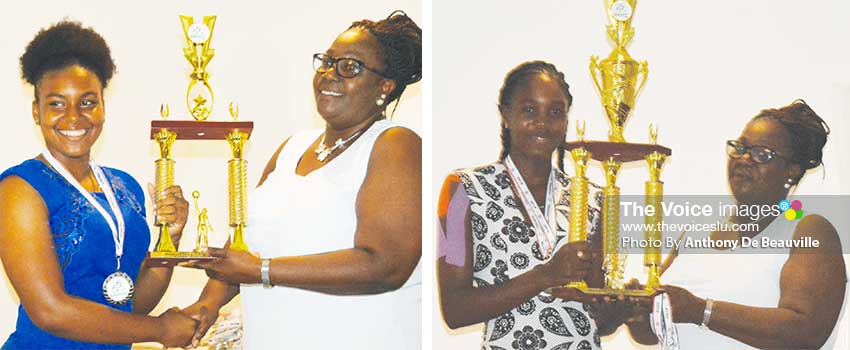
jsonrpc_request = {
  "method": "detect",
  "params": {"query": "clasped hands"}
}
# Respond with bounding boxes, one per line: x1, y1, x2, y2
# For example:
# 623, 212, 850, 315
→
554, 278, 707, 330
153, 245, 265, 348
538, 241, 707, 329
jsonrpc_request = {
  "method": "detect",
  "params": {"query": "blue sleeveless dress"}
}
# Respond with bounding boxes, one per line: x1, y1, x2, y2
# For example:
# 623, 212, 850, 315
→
0, 159, 150, 350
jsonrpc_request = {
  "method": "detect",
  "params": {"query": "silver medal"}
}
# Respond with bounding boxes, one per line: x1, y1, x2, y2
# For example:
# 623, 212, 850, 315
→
103, 271, 134, 305
43, 150, 133, 306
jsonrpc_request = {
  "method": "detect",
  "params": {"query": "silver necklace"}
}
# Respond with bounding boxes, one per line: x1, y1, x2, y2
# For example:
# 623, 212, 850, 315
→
315, 130, 364, 162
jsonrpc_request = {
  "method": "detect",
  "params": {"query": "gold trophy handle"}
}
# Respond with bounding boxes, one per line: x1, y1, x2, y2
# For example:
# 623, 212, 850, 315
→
635, 60, 649, 99
589, 56, 604, 96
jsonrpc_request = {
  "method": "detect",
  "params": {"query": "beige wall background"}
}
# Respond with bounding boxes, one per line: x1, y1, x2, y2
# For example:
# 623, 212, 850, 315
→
432, 0, 849, 349
0, 0, 422, 341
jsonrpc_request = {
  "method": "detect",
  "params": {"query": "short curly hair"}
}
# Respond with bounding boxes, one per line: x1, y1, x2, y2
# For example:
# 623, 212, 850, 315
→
349, 10, 421, 104
20, 20, 116, 97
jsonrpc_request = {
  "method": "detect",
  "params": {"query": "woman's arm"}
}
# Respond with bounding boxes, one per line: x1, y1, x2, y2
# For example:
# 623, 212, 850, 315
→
700, 214, 846, 348
652, 214, 846, 348
132, 264, 175, 315
0, 176, 197, 347
437, 175, 592, 329
133, 185, 189, 314
192, 128, 422, 294
183, 278, 241, 346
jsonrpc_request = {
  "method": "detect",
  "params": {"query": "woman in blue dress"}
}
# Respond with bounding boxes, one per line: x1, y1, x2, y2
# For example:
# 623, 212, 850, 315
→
0, 21, 197, 349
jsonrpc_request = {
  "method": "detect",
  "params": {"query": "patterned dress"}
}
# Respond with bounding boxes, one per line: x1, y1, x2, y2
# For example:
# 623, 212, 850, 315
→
455, 162, 603, 350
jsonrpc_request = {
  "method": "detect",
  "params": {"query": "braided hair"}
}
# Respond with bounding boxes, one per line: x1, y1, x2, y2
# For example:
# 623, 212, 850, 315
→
752, 99, 830, 182
350, 10, 421, 110
21, 21, 116, 99
497, 61, 573, 169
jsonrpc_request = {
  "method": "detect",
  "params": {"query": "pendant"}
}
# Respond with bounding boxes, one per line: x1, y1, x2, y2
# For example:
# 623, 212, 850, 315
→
103, 271, 135, 305
317, 148, 331, 162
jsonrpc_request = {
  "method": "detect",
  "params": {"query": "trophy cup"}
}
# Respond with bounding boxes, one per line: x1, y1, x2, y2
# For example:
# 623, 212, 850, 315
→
553, 0, 671, 297
146, 15, 253, 266
590, 0, 648, 143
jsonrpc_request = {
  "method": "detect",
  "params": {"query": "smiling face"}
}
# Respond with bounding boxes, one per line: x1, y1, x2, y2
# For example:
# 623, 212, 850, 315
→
727, 118, 801, 205
312, 28, 395, 129
501, 73, 570, 161
32, 65, 105, 163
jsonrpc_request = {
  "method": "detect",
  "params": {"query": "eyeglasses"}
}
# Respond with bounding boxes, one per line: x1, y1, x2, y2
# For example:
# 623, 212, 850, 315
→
313, 53, 387, 79
726, 140, 789, 164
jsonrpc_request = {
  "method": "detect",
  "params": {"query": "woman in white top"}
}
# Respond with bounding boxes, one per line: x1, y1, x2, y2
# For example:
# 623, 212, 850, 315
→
624, 100, 847, 349
182, 11, 422, 349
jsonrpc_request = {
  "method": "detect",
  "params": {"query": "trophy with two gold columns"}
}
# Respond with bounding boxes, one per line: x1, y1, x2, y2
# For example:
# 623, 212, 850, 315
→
554, 0, 671, 297
146, 15, 252, 266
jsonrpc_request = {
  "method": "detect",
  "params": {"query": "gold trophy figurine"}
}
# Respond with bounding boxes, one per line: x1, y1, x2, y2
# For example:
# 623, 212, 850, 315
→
589, 0, 648, 143
192, 191, 213, 253
180, 15, 217, 121
553, 0, 671, 299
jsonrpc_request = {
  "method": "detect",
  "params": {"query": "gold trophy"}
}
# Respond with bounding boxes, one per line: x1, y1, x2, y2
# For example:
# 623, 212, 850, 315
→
146, 15, 253, 266
553, 0, 670, 298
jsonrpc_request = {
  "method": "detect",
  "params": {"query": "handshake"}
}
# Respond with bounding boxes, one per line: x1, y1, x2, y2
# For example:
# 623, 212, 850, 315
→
155, 300, 221, 349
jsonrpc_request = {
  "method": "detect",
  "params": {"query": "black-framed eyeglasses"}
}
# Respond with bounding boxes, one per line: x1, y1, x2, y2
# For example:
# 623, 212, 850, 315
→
313, 53, 387, 79
726, 140, 789, 164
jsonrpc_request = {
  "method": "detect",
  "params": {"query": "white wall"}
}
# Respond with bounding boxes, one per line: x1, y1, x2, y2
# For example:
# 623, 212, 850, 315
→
432, 0, 850, 349
0, 0, 421, 340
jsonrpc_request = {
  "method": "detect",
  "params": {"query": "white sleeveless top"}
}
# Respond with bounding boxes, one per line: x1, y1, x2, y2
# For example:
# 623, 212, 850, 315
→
662, 215, 842, 349
241, 119, 422, 349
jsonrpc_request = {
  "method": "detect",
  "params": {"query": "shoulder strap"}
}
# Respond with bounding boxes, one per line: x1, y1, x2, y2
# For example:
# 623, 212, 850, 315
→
274, 129, 323, 174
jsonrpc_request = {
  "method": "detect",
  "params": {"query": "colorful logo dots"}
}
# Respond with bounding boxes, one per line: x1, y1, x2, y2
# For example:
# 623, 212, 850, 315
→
780, 199, 803, 220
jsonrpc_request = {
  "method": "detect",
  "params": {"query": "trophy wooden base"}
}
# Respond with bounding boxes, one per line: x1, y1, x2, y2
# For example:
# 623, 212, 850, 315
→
564, 140, 671, 163
145, 251, 217, 267
577, 286, 658, 297
551, 286, 659, 301
151, 120, 253, 140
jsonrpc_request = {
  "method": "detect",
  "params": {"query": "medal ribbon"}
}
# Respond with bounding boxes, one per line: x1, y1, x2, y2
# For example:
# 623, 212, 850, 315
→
651, 293, 680, 350
503, 156, 558, 257
42, 150, 126, 270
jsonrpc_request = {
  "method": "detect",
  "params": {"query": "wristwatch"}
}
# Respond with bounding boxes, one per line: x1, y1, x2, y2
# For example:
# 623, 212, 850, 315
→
261, 258, 273, 289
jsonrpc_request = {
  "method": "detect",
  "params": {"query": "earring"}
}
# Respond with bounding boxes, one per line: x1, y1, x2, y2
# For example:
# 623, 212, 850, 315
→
784, 178, 794, 189
376, 94, 386, 106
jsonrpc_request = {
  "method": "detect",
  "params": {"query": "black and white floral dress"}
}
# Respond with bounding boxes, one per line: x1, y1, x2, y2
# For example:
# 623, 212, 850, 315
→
456, 162, 603, 350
